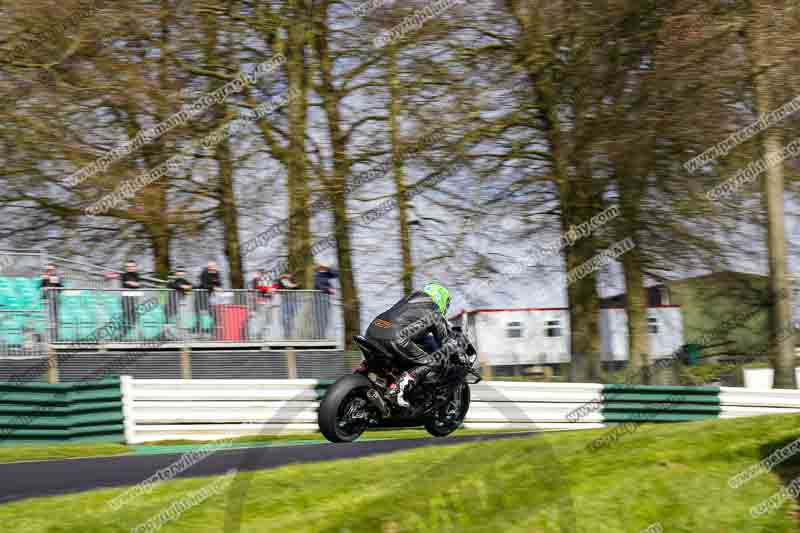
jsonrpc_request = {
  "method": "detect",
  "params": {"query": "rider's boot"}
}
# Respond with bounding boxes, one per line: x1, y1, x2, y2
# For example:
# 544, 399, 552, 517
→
394, 371, 416, 408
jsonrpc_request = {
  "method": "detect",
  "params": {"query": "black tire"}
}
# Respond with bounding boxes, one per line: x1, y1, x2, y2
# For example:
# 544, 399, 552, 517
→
318, 373, 373, 443
424, 383, 471, 437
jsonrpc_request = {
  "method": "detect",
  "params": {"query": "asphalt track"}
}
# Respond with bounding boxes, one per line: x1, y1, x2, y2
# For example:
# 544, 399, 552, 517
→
0, 431, 537, 505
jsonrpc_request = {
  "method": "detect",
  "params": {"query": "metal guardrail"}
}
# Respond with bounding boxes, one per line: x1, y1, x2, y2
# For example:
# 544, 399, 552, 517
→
0, 309, 49, 359
0, 288, 341, 356
43, 288, 337, 346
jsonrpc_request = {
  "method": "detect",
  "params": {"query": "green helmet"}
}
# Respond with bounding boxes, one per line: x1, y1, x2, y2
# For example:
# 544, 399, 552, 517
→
423, 282, 451, 316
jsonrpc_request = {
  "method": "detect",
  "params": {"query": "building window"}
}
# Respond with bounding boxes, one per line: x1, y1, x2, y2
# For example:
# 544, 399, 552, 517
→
506, 321, 524, 338
545, 320, 562, 338
648, 285, 671, 306
660, 287, 671, 305
648, 317, 659, 334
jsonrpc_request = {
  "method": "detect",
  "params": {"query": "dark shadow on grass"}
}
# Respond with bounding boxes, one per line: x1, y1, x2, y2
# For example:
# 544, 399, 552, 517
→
759, 436, 800, 524
760, 437, 800, 468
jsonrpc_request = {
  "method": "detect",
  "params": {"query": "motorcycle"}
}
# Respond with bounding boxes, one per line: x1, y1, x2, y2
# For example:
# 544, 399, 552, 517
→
318, 327, 482, 443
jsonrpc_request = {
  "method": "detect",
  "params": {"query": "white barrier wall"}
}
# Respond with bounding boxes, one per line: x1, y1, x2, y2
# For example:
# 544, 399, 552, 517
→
465, 381, 604, 431
120, 377, 800, 443
121, 378, 605, 443
719, 386, 800, 418
121, 377, 323, 443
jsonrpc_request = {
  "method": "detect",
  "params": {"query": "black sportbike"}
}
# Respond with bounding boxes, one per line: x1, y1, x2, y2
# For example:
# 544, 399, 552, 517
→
318, 328, 481, 443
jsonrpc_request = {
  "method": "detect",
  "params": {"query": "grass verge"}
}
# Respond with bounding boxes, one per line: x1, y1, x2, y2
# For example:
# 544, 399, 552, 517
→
1, 415, 799, 531
0, 428, 532, 464
0, 443, 129, 464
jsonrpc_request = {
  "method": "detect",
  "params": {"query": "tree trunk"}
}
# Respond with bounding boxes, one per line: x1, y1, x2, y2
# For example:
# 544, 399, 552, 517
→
621, 243, 648, 380
747, 1, 797, 388
388, 42, 414, 295
616, 163, 649, 381
541, 93, 602, 381
203, 7, 244, 289
546, 88, 603, 382
562, 203, 603, 383
285, 3, 313, 289
216, 138, 244, 289
147, 0, 174, 281
313, 0, 362, 349
332, 200, 361, 350
150, 225, 172, 280
508, 0, 603, 381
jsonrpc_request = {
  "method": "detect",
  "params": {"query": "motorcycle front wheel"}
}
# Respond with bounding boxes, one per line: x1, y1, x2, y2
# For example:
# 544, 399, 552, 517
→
318, 374, 374, 443
424, 382, 471, 437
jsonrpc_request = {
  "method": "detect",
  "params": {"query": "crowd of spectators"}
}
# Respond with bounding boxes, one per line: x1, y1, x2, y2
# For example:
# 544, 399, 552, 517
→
34, 260, 338, 342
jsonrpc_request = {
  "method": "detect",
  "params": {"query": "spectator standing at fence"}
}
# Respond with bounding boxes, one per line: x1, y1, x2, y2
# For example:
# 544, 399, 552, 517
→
165, 267, 192, 337
195, 261, 222, 335
250, 270, 277, 338
251, 269, 277, 306
251, 270, 275, 297
119, 260, 142, 340
278, 272, 299, 290
200, 261, 222, 294
278, 273, 299, 338
39, 263, 63, 341
313, 264, 338, 338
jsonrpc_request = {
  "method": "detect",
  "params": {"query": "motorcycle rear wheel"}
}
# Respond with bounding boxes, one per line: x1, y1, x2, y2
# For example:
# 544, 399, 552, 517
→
318, 374, 373, 443
424, 382, 471, 437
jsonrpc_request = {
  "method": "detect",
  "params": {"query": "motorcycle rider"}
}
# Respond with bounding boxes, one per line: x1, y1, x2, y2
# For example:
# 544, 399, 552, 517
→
364, 282, 465, 408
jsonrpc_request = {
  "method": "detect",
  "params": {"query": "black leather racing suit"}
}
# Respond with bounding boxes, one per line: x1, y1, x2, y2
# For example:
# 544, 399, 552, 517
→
365, 291, 456, 385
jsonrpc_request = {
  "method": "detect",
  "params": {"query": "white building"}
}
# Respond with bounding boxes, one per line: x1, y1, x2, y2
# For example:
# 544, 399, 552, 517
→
450, 302, 684, 371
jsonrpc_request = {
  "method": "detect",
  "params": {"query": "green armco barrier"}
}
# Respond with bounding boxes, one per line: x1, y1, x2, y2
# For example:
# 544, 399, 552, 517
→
603, 394, 720, 404
602, 383, 721, 424
603, 384, 721, 393
0, 378, 125, 445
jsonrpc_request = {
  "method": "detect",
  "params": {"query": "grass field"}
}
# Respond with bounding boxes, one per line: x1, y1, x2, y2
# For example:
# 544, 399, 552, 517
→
1, 415, 800, 531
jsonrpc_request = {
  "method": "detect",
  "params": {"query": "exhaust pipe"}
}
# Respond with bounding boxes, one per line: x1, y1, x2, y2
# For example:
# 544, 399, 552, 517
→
366, 388, 390, 417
